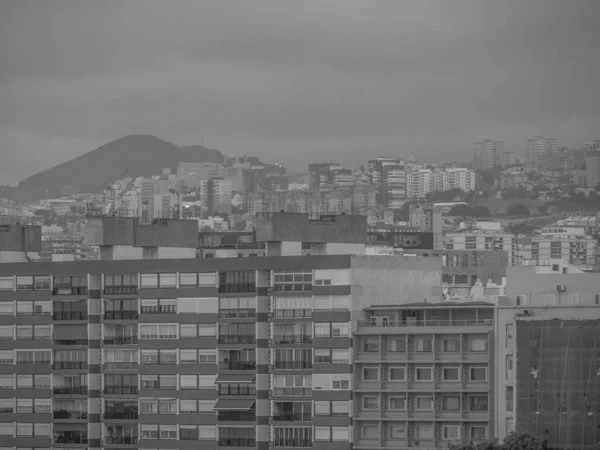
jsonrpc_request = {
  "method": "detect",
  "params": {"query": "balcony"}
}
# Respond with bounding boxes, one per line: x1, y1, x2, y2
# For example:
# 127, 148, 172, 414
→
218, 283, 256, 294
103, 336, 138, 345
102, 437, 138, 445
356, 319, 493, 332
272, 387, 312, 397
103, 362, 139, 370
53, 287, 88, 296
104, 386, 139, 395
219, 438, 256, 447
54, 432, 88, 444
54, 339, 89, 346
53, 387, 88, 395
219, 335, 256, 345
218, 309, 256, 319
104, 412, 139, 420
273, 309, 312, 319
274, 361, 313, 370
53, 362, 88, 370
53, 312, 88, 321
274, 439, 312, 448
140, 305, 176, 314
273, 413, 311, 422
219, 362, 256, 371
218, 411, 256, 421
104, 311, 138, 320
273, 335, 312, 345
53, 409, 87, 420
218, 384, 256, 396
103, 286, 138, 296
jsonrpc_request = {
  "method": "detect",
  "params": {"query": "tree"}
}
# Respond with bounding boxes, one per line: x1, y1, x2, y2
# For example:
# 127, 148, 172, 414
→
69, 205, 77, 213
448, 204, 472, 217
447, 432, 558, 450
506, 203, 530, 216
471, 206, 491, 218
395, 202, 412, 222
537, 203, 550, 214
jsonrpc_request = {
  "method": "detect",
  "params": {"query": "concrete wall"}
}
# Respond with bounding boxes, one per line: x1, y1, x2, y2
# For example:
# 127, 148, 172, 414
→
86, 217, 198, 248
0, 224, 42, 252
506, 266, 600, 306
349, 255, 443, 317
324, 242, 365, 255
255, 212, 367, 244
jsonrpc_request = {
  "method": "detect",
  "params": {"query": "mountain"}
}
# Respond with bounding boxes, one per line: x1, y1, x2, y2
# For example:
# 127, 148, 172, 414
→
10, 135, 230, 202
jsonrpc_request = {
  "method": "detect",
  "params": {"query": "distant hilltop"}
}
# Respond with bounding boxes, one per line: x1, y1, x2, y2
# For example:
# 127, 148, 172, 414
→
7, 135, 266, 202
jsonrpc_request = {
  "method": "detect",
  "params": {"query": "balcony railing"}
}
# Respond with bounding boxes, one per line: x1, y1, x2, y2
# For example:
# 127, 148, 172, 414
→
103, 412, 139, 420
357, 319, 494, 329
274, 439, 312, 448
54, 339, 89, 346
218, 309, 256, 319
104, 386, 139, 395
218, 283, 256, 294
53, 312, 88, 321
274, 361, 313, 370
273, 335, 312, 344
54, 434, 88, 445
53, 387, 88, 395
53, 287, 88, 296
219, 362, 256, 371
53, 409, 87, 419
219, 336, 256, 345
103, 286, 138, 295
104, 311, 138, 320
272, 387, 312, 397
218, 411, 256, 421
102, 437, 138, 445
219, 438, 256, 447
273, 309, 312, 319
103, 362, 139, 370
219, 384, 256, 396
53, 361, 88, 370
103, 336, 138, 345
273, 413, 312, 422
140, 305, 176, 314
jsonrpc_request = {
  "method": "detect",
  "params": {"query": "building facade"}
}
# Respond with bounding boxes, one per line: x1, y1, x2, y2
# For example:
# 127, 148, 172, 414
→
525, 137, 558, 168
585, 141, 600, 188
473, 140, 505, 170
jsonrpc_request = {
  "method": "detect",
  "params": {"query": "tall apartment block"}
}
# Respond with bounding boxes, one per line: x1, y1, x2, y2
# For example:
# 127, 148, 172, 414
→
473, 140, 505, 170
585, 141, 600, 188
525, 137, 558, 168
367, 158, 406, 210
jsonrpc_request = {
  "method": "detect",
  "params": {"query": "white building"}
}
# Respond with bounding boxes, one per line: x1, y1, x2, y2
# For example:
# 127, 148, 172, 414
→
445, 221, 516, 265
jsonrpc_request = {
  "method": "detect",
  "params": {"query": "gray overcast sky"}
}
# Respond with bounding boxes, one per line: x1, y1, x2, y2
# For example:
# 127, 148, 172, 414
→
1, 0, 599, 184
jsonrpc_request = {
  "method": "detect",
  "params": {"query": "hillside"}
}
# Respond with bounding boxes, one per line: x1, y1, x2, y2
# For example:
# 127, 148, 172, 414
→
11, 135, 228, 202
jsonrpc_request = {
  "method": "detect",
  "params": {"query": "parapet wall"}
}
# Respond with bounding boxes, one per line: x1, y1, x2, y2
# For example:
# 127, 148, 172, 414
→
255, 212, 367, 244
0, 223, 42, 252
86, 217, 198, 248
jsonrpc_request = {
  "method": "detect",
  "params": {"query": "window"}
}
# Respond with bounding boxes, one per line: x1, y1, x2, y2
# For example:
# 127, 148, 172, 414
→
103, 349, 139, 370
314, 427, 331, 441
389, 367, 405, 381
506, 324, 514, 344
389, 397, 406, 410
442, 396, 460, 411
331, 322, 349, 337
595, 294, 600, 305
0, 423, 12, 437
443, 367, 460, 381
389, 337, 406, 352
16, 276, 34, 290
416, 396, 433, 410
470, 367, 487, 381
140, 298, 176, 314
218, 297, 256, 317
363, 338, 379, 352
470, 426, 487, 440
362, 367, 379, 381
104, 273, 138, 294
515, 294, 526, 306
0, 375, 13, 388
415, 367, 432, 381
415, 338, 432, 352
0, 326, 12, 339
52, 275, 87, 295
0, 399, 12, 413
506, 355, 513, 380
140, 398, 177, 415
16, 300, 50, 316
0, 351, 13, 364
273, 271, 312, 292
506, 418, 515, 433
469, 395, 488, 412
331, 427, 349, 442
567, 294, 579, 305
0, 276, 14, 290
140, 273, 176, 288
442, 425, 460, 441
314, 401, 330, 416
415, 425, 433, 440
314, 323, 330, 337
469, 337, 487, 352
331, 375, 350, 390
139, 324, 177, 339
332, 401, 349, 416
362, 425, 378, 439
331, 349, 350, 364
0, 302, 13, 315
219, 271, 256, 293
362, 396, 378, 410
442, 338, 460, 352
389, 425, 406, 439
179, 272, 216, 287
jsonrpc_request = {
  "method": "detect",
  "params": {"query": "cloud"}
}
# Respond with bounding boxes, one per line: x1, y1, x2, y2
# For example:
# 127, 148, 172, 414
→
1, 0, 599, 184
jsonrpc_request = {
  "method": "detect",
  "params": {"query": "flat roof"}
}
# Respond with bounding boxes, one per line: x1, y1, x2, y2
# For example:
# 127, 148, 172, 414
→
0, 254, 352, 276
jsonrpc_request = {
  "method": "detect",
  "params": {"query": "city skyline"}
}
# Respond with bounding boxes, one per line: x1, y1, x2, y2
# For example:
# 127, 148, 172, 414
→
2, 0, 600, 184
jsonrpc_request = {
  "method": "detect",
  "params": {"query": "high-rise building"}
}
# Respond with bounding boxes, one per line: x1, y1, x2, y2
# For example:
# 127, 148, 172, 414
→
529, 225, 598, 271
406, 169, 434, 199
433, 168, 477, 193
585, 141, 600, 187
308, 162, 341, 191
368, 157, 407, 209
525, 137, 558, 168
473, 140, 505, 170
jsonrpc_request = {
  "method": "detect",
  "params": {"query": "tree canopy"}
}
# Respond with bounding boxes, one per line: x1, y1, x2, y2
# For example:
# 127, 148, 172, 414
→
448, 432, 573, 450
506, 203, 530, 216
448, 204, 491, 218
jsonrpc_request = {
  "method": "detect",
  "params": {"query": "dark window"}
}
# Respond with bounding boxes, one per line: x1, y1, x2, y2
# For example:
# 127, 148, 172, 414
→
52, 276, 88, 295
218, 271, 256, 293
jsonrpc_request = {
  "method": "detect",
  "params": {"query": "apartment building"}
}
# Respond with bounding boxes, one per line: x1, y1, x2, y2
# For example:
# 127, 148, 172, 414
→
525, 137, 558, 168
496, 265, 600, 449
585, 141, 600, 187
473, 140, 505, 170
353, 302, 494, 449
432, 169, 476, 193
530, 225, 598, 271
0, 237, 442, 450
445, 222, 516, 265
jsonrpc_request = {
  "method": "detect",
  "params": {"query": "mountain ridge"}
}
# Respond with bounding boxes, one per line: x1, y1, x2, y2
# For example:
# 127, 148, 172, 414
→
9, 135, 255, 202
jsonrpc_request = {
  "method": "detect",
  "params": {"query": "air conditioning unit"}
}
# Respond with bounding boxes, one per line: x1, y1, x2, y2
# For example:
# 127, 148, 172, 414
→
556, 284, 567, 292
266, 288, 273, 296
267, 339, 273, 345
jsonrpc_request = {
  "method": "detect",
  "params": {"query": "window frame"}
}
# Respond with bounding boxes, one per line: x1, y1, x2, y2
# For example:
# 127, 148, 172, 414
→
415, 366, 433, 381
